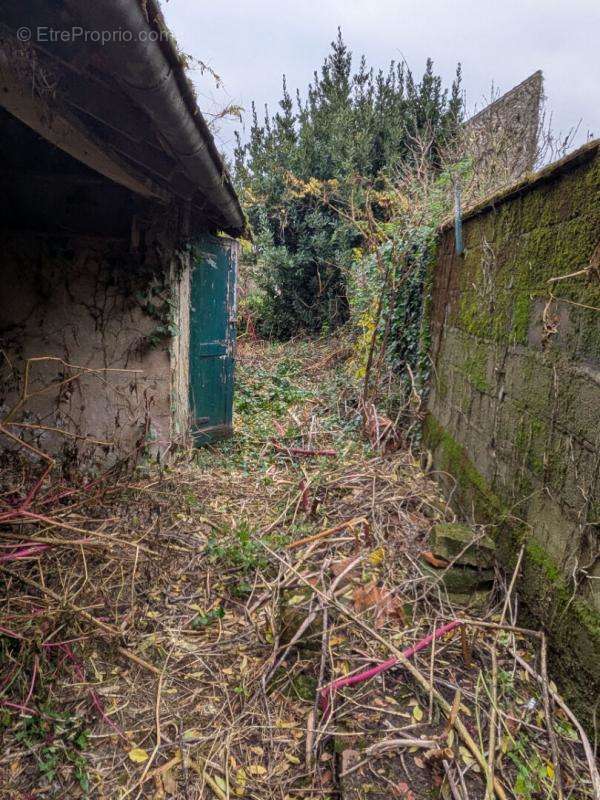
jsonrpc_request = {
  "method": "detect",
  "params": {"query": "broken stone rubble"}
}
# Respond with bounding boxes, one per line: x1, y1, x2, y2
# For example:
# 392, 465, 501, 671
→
423, 522, 496, 599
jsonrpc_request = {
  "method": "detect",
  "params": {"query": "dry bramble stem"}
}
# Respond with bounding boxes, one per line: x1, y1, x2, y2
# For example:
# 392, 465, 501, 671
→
1, 567, 162, 677
270, 437, 337, 458
256, 538, 509, 800
287, 516, 367, 550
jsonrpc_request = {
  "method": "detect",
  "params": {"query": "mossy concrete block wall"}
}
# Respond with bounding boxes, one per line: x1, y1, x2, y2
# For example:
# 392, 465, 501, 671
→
424, 141, 600, 723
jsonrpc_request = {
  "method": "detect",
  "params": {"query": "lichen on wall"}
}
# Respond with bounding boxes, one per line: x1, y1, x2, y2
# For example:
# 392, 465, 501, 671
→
424, 140, 600, 726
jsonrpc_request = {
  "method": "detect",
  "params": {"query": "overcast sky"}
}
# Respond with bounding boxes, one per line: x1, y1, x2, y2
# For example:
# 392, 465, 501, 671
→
161, 0, 599, 158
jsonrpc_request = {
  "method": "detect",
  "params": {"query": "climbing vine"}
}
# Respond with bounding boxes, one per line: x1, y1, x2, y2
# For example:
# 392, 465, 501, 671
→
310, 150, 473, 425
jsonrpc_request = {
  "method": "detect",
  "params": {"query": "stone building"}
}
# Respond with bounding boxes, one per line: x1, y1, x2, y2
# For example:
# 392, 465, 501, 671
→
462, 71, 544, 194
0, 1, 243, 471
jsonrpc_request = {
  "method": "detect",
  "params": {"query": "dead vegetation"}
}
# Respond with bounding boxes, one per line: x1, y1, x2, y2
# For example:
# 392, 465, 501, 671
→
0, 338, 598, 799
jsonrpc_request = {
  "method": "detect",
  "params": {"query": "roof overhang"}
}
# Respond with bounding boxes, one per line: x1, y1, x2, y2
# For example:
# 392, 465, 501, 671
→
0, 0, 245, 236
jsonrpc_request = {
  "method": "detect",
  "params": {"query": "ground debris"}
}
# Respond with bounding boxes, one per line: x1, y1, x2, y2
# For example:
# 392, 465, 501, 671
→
0, 338, 596, 799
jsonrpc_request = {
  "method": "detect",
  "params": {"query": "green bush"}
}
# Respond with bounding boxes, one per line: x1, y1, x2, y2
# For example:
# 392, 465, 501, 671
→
234, 30, 462, 339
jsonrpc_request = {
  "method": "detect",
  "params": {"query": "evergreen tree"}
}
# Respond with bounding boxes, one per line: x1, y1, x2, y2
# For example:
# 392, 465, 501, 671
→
234, 31, 463, 338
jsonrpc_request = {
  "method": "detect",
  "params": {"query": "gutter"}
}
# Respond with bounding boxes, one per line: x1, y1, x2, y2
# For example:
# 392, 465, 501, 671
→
66, 0, 244, 235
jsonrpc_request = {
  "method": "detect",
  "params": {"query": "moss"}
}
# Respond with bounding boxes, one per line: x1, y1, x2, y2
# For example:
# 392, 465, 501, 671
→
519, 540, 600, 721
461, 348, 490, 393
525, 539, 561, 582
572, 298, 600, 360
289, 673, 317, 702
422, 413, 600, 730
425, 149, 600, 726
511, 292, 531, 344
514, 415, 548, 478
422, 415, 503, 522
452, 153, 600, 352
334, 734, 367, 754
542, 441, 569, 492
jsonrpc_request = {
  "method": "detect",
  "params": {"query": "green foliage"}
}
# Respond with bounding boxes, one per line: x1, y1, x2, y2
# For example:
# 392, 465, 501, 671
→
191, 606, 225, 629
134, 284, 179, 350
192, 343, 316, 477
205, 523, 271, 574
347, 157, 471, 412
234, 30, 463, 338
235, 360, 310, 417
13, 707, 91, 792
506, 734, 555, 799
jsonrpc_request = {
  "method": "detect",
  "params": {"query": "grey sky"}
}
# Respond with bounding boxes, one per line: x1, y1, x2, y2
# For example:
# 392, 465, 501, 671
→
161, 0, 599, 158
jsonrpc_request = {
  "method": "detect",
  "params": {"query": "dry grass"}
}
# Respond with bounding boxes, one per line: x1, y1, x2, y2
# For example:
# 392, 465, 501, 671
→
0, 337, 596, 799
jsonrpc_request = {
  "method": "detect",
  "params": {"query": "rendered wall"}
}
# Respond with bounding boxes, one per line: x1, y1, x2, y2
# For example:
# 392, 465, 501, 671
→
424, 141, 600, 723
0, 232, 191, 473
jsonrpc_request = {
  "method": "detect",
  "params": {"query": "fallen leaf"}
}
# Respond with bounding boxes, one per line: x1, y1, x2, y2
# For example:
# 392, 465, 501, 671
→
353, 581, 380, 613
160, 767, 178, 795
248, 764, 267, 776
353, 582, 406, 628
286, 594, 306, 606
412, 704, 424, 721
234, 767, 247, 797
393, 781, 416, 799
128, 747, 149, 764
374, 590, 406, 629
369, 547, 385, 566
421, 551, 450, 569
182, 729, 202, 742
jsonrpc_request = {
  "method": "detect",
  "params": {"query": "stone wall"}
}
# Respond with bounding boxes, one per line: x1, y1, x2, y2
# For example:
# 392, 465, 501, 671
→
462, 71, 543, 193
0, 230, 191, 474
423, 140, 600, 723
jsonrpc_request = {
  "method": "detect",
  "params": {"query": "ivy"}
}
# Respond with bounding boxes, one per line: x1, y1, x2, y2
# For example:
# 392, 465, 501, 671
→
134, 287, 179, 349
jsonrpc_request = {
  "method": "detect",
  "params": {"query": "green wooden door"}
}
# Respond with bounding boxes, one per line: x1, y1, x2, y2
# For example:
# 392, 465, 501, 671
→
189, 236, 237, 445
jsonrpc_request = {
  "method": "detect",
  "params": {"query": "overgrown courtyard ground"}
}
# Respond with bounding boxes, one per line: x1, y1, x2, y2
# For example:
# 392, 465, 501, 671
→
1, 338, 598, 799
